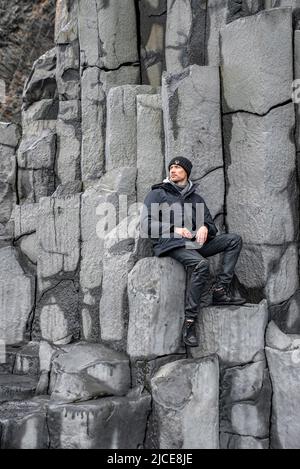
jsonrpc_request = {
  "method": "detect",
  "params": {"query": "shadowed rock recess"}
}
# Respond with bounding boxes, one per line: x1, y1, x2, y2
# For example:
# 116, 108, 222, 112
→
0, 0, 300, 449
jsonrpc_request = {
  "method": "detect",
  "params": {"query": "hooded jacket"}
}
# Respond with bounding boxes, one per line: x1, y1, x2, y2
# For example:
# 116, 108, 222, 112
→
140, 178, 218, 257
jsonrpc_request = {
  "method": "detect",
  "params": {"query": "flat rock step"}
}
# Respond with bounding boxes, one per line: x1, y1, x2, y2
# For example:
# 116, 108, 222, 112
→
0, 375, 37, 402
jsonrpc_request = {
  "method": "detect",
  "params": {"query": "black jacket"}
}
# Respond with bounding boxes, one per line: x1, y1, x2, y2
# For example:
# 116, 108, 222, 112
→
140, 180, 218, 257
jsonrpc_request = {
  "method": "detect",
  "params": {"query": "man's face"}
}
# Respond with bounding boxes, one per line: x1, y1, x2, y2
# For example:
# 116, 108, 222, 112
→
169, 164, 188, 184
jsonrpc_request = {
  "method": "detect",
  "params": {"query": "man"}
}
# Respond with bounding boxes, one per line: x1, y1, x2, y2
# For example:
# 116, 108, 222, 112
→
140, 156, 246, 348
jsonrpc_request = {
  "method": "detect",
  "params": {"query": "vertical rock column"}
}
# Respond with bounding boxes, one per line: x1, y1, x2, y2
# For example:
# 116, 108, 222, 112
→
162, 65, 225, 230
18, 49, 58, 204
55, 0, 82, 186
0, 123, 20, 243
138, 0, 167, 85
165, 0, 263, 72
221, 7, 299, 304
78, 0, 141, 181
137, 94, 165, 203
80, 168, 137, 342
191, 301, 271, 449
33, 193, 81, 345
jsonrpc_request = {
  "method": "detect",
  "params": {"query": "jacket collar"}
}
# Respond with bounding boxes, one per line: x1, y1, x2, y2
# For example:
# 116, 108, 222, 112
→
151, 178, 198, 197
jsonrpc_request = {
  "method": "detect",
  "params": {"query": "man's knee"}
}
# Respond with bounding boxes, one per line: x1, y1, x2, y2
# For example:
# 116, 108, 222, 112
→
193, 259, 210, 276
228, 233, 243, 248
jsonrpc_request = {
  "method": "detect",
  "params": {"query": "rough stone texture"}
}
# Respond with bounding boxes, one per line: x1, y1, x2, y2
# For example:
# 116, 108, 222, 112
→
78, 0, 138, 70
49, 343, 131, 403
148, 357, 219, 449
0, 123, 19, 235
56, 41, 80, 100
17, 126, 57, 204
139, 0, 167, 85
23, 48, 58, 111
220, 433, 269, 449
162, 65, 223, 182
56, 100, 81, 184
55, 0, 78, 44
270, 290, 300, 334
225, 105, 298, 245
13, 342, 40, 376
165, 0, 263, 72
266, 321, 300, 448
131, 354, 186, 390
100, 215, 153, 351
106, 85, 157, 171
127, 257, 186, 359
13, 203, 39, 238
0, 375, 37, 402
221, 8, 293, 114
265, 1, 300, 28
224, 105, 299, 305
22, 99, 59, 128
0, 0, 56, 123
81, 65, 140, 182
220, 361, 272, 442
137, 94, 165, 203
80, 168, 137, 342
0, 247, 35, 345
0, 398, 49, 449
37, 194, 81, 292
191, 301, 268, 366
48, 393, 151, 449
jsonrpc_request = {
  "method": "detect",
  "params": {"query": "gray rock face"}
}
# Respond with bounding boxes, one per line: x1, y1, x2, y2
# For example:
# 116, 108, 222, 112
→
49, 343, 131, 403
37, 194, 81, 292
0, 375, 37, 402
0, 123, 19, 234
106, 85, 157, 171
221, 8, 293, 114
0, 247, 35, 345
137, 94, 165, 203
17, 126, 57, 204
56, 100, 81, 184
13, 342, 40, 376
162, 65, 223, 183
165, 0, 263, 72
80, 65, 140, 182
13, 203, 39, 239
131, 354, 186, 390
33, 280, 80, 345
55, 0, 79, 44
225, 105, 298, 245
78, 0, 138, 70
0, 398, 49, 449
127, 257, 186, 359
139, 0, 167, 85
80, 168, 137, 342
149, 357, 219, 449
220, 361, 272, 443
56, 41, 80, 101
266, 321, 300, 448
224, 104, 299, 304
220, 433, 269, 449
191, 301, 268, 366
23, 49, 58, 111
100, 216, 153, 351
48, 393, 151, 449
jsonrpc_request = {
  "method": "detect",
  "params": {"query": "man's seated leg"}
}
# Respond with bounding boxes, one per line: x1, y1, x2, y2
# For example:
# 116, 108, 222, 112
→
198, 233, 246, 306
167, 247, 210, 347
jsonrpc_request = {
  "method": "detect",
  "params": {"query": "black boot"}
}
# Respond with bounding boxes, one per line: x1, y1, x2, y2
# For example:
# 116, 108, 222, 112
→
182, 319, 199, 347
212, 285, 246, 306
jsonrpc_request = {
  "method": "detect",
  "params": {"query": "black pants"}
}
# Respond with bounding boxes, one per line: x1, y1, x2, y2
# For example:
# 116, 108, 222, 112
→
167, 233, 243, 320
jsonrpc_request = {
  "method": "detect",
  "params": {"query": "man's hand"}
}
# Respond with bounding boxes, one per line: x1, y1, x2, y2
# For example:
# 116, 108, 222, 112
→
175, 227, 193, 239
196, 226, 208, 245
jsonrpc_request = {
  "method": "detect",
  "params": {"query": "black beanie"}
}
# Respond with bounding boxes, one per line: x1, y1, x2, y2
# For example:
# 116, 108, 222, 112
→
168, 157, 193, 178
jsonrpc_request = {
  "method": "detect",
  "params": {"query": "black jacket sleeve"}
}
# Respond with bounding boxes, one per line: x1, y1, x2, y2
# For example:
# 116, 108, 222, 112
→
203, 201, 218, 239
140, 189, 175, 239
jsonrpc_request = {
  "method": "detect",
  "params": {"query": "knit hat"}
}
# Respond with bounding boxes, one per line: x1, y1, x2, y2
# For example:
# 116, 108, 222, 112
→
168, 157, 193, 178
